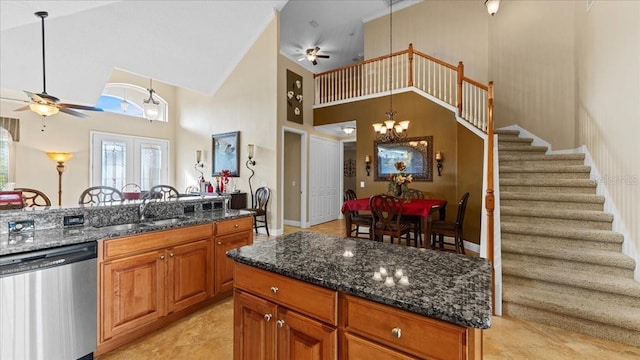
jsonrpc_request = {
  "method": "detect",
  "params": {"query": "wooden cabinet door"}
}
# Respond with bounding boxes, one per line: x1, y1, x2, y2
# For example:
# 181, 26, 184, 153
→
166, 239, 211, 314
215, 231, 251, 294
341, 332, 418, 360
101, 250, 164, 341
234, 290, 277, 360
276, 307, 337, 360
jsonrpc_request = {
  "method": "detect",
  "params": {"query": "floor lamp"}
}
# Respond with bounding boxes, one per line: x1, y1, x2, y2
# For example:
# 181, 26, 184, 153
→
46, 152, 72, 206
246, 144, 256, 207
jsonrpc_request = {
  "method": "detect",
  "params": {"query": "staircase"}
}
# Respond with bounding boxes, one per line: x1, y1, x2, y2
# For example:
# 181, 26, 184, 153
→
497, 129, 640, 347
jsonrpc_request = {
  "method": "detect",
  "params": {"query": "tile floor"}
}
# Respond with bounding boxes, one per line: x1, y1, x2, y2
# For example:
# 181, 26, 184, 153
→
97, 219, 640, 359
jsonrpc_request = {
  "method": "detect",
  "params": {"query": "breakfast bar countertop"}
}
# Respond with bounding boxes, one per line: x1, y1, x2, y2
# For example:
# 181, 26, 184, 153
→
227, 231, 492, 329
0, 210, 253, 256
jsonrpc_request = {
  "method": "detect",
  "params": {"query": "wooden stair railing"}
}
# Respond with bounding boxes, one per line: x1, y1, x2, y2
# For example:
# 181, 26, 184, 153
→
314, 43, 496, 311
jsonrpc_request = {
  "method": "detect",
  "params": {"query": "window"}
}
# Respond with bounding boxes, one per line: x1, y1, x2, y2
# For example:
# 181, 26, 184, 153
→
0, 127, 11, 188
97, 83, 168, 122
91, 131, 169, 190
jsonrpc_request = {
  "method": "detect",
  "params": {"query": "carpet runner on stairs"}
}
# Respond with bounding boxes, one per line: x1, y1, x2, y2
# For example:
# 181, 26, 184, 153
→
497, 128, 640, 347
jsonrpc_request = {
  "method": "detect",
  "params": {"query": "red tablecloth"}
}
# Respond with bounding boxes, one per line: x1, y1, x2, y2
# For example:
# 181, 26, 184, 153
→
341, 198, 447, 217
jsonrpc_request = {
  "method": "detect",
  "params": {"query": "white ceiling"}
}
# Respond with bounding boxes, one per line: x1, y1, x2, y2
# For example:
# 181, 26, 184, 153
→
0, 0, 420, 107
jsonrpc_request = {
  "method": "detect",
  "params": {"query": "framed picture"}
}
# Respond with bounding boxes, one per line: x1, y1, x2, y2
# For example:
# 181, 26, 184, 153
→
286, 69, 303, 124
212, 131, 240, 177
374, 136, 433, 182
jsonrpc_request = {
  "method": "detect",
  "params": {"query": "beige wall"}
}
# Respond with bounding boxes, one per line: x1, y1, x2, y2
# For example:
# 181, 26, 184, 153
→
0, 70, 177, 206
174, 12, 279, 230
574, 1, 640, 264
365, 0, 489, 82
457, 123, 484, 244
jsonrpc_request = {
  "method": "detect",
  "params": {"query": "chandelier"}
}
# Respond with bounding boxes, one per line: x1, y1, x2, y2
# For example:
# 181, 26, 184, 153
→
143, 78, 160, 121
372, 0, 409, 143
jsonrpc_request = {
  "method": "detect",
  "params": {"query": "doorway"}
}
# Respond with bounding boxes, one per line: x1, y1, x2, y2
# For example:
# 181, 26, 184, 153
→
283, 128, 306, 227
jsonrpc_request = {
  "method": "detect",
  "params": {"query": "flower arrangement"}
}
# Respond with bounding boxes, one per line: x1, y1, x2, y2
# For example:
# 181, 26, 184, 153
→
218, 169, 231, 192
387, 161, 413, 199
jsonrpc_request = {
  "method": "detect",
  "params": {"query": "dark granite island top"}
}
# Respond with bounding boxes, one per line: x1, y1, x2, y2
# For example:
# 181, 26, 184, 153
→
227, 231, 492, 329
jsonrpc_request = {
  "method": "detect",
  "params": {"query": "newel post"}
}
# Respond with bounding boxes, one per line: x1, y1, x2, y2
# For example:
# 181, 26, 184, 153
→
457, 61, 464, 117
486, 81, 495, 314
408, 43, 414, 87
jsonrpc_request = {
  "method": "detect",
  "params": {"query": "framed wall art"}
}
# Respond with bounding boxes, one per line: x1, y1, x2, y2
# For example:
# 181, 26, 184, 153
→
212, 131, 240, 177
286, 69, 303, 124
374, 136, 433, 182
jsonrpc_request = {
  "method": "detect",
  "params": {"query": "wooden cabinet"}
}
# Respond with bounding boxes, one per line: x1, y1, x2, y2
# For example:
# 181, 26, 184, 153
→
233, 263, 338, 360
98, 224, 213, 354
233, 263, 482, 360
214, 216, 253, 295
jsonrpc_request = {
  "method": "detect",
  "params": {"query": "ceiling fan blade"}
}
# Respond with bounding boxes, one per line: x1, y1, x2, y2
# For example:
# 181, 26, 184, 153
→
298, 57, 306, 61
317, 55, 330, 59
312, 60, 318, 66
306, 48, 315, 54
58, 107, 89, 118
24, 90, 58, 104
314, 46, 321, 53
13, 105, 31, 111
58, 103, 103, 112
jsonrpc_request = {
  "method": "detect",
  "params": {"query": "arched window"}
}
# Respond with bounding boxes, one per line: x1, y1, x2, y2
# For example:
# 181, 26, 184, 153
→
97, 83, 168, 122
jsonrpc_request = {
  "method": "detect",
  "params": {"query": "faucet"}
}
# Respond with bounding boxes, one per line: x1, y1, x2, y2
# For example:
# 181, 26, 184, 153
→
139, 198, 151, 222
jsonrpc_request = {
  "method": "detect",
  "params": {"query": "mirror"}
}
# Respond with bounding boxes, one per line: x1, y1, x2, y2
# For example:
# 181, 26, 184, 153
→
374, 136, 433, 182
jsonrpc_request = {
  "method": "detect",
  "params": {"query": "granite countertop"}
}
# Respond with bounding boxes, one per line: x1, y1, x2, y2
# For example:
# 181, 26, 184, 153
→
227, 231, 492, 329
1, 210, 253, 256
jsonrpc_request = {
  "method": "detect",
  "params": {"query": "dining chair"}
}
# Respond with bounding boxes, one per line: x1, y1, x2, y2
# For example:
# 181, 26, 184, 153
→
78, 186, 124, 205
121, 183, 142, 201
430, 192, 470, 254
343, 189, 372, 239
147, 185, 180, 200
400, 188, 425, 246
244, 187, 270, 236
14, 188, 51, 207
369, 194, 412, 245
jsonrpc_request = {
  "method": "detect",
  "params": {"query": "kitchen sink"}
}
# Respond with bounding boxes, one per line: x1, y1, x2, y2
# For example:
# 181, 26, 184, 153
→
142, 217, 189, 226
95, 223, 150, 232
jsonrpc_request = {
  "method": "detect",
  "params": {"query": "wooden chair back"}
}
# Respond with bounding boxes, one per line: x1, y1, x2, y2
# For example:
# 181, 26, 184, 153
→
14, 188, 51, 207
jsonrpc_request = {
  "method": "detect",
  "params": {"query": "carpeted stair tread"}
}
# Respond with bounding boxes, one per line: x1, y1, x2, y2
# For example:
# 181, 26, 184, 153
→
498, 144, 548, 152
503, 284, 640, 332
501, 241, 635, 270
501, 222, 623, 244
499, 192, 604, 204
499, 153, 585, 161
497, 136, 533, 144
499, 165, 591, 173
502, 259, 640, 298
501, 206, 613, 223
500, 178, 596, 188
495, 129, 520, 136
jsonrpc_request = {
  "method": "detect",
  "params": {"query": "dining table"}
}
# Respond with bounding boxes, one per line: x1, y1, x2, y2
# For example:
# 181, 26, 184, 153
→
341, 197, 448, 248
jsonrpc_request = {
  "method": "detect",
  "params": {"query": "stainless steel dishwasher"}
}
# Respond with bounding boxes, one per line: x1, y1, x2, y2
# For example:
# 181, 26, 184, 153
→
0, 241, 97, 360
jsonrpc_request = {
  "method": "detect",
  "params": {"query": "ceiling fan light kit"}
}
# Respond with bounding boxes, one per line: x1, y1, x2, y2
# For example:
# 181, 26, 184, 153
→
302, 46, 330, 66
0, 10, 103, 125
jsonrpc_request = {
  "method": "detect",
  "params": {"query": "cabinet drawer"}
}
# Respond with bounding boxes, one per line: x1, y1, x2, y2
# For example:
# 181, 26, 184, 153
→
103, 224, 212, 260
341, 294, 467, 360
234, 263, 337, 326
342, 332, 418, 360
216, 216, 252, 236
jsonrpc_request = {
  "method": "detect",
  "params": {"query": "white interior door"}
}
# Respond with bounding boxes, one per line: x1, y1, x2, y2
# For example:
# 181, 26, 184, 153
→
309, 136, 339, 225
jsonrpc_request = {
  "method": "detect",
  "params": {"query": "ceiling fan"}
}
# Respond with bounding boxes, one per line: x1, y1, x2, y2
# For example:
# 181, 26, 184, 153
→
0, 11, 103, 119
298, 47, 330, 66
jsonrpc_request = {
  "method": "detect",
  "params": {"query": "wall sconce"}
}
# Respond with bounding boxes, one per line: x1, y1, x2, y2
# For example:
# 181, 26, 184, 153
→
195, 150, 204, 179
485, 0, 500, 16
46, 152, 73, 206
436, 151, 443, 176
364, 155, 371, 176
246, 144, 256, 206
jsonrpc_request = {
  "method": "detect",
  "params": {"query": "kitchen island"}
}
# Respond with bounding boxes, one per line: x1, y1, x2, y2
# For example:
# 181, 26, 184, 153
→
228, 231, 492, 360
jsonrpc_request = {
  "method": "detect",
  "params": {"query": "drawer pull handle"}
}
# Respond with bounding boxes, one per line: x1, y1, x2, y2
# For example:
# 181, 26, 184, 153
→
160, 255, 165, 260
276, 320, 285, 328
264, 314, 272, 322
169, 253, 174, 257
234, 224, 239, 228
270, 286, 279, 294
391, 327, 402, 339
217, 241, 222, 245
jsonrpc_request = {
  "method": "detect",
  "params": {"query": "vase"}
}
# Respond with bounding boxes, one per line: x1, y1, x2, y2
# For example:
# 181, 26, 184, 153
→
395, 184, 403, 197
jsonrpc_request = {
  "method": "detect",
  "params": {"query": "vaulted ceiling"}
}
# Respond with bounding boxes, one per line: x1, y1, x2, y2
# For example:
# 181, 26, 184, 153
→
0, 0, 420, 107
